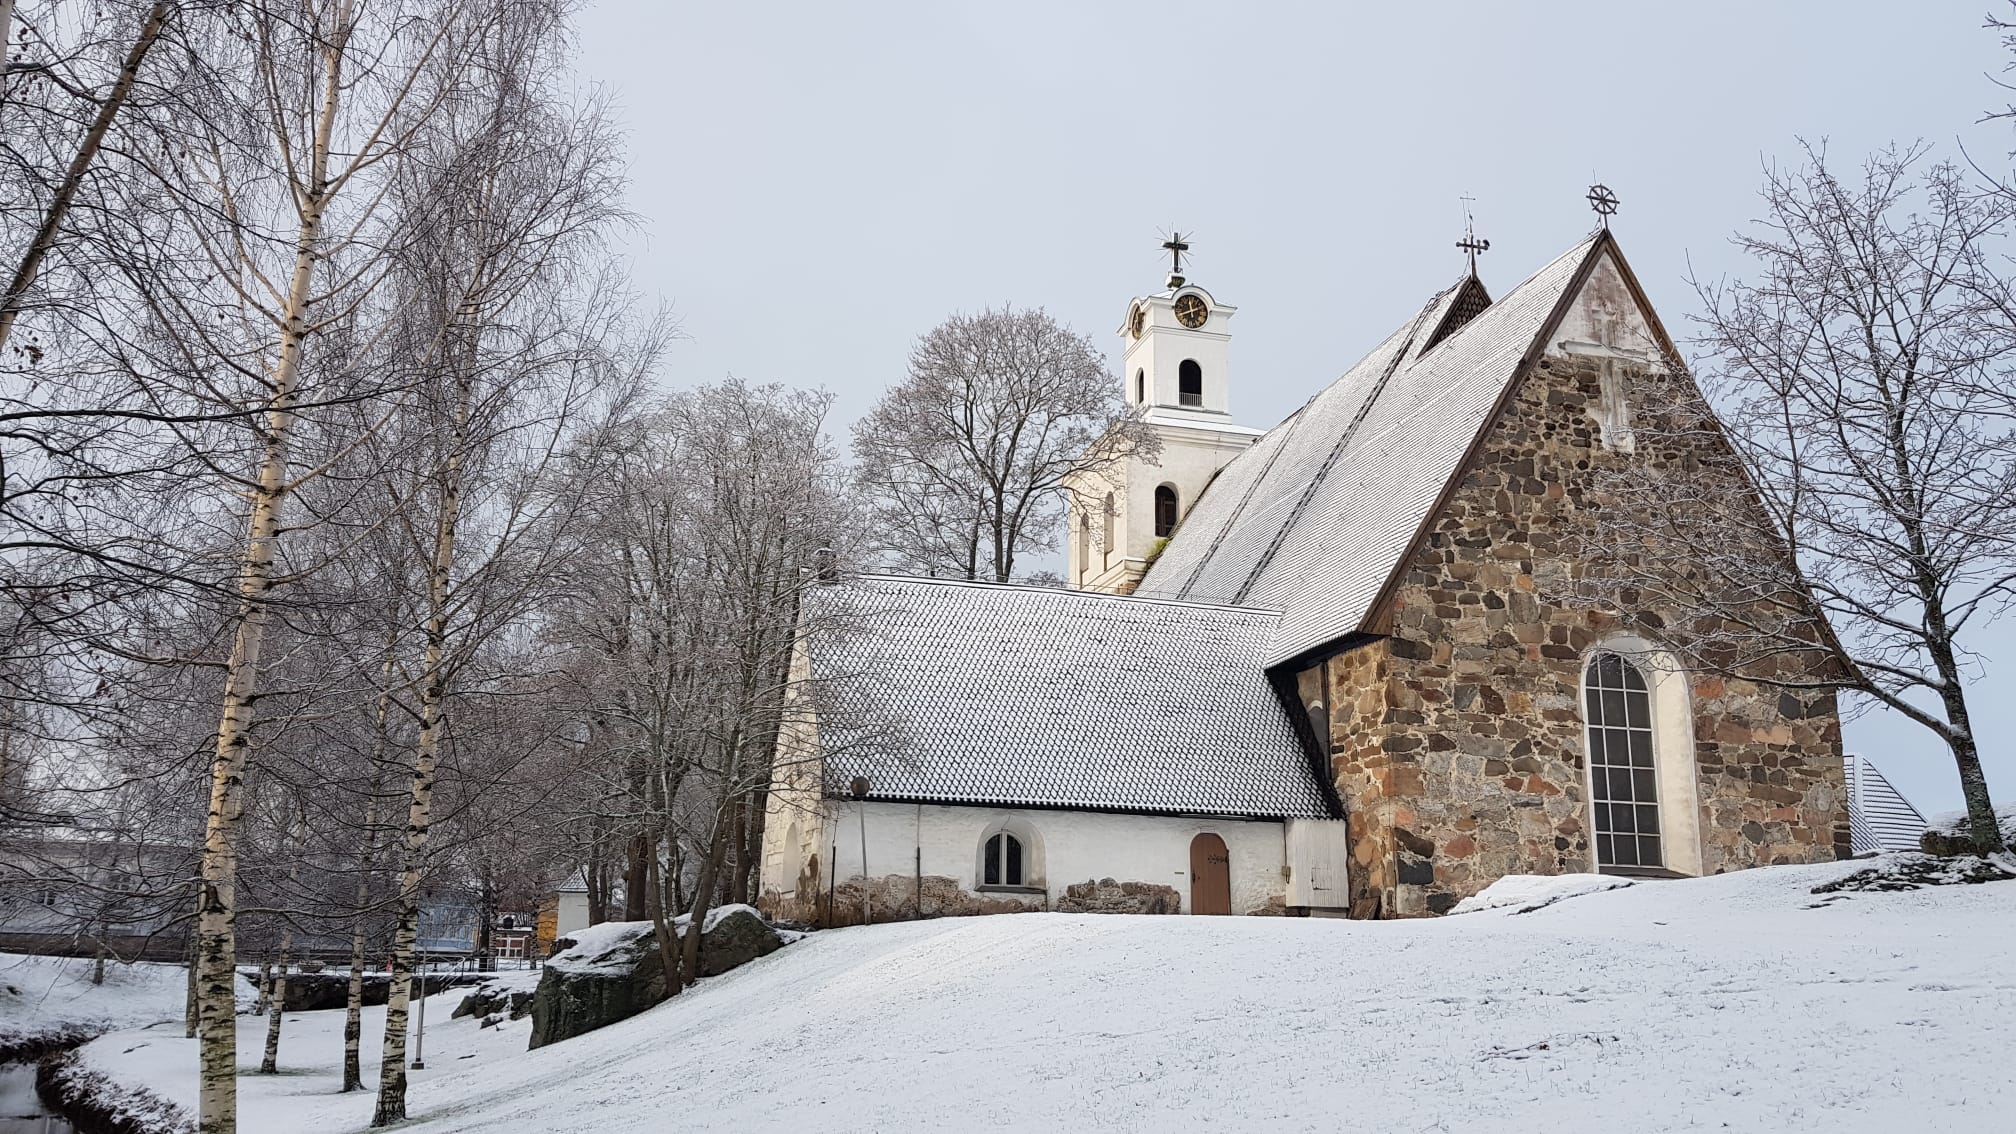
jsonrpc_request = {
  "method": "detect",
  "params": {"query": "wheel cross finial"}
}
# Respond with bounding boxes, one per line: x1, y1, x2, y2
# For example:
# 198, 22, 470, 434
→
1587, 183, 1620, 228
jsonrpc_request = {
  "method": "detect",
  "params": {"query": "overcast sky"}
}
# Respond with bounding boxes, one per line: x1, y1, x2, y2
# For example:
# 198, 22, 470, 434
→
574, 1, 2013, 814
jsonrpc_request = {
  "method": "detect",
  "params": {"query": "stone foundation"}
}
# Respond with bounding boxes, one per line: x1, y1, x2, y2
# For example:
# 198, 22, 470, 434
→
766, 873, 1046, 926
1055, 878, 1180, 914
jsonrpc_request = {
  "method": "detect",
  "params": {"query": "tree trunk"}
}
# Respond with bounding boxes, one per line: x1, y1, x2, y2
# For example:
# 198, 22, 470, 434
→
726, 797, 749, 907
253, 960, 273, 1016
183, 898, 199, 1038
259, 936, 292, 1073
1930, 641, 2007, 854
622, 831, 650, 921
642, 853, 681, 1004
195, 25, 340, 1124
676, 813, 733, 994
259, 809, 307, 1074
372, 349, 476, 1127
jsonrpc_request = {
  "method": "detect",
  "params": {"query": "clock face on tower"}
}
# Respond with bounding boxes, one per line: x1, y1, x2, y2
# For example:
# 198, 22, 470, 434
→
1174, 294, 1209, 328
1130, 305, 1145, 338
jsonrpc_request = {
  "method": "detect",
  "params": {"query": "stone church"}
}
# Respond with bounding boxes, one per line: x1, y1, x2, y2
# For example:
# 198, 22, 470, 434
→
758, 221, 1850, 923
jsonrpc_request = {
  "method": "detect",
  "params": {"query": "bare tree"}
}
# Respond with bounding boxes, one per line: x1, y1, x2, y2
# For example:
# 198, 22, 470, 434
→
1574, 143, 2014, 854
852, 306, 1151, 582
549, 379, 855, 997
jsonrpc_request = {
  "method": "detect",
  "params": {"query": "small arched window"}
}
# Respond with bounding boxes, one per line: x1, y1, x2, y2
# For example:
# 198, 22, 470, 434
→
1153, 484, 1179, 538
1077, 511, 1090, 576
983, 832, 1024, 886
1102, 492, 1116, 556
1134, 368, 1146, 404
1585, 652, 1661, 869
1178, 359, 1203, 406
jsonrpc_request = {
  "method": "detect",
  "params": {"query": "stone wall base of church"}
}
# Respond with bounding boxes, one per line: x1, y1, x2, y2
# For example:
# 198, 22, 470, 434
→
762, 873, 1048, 927
1054, 878, 1181, 914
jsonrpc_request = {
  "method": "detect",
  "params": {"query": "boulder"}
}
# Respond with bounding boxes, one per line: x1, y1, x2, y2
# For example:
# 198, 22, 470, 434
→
528, 906, 787, 1049
695, 905, 785, 977
453, 976, 538, 1022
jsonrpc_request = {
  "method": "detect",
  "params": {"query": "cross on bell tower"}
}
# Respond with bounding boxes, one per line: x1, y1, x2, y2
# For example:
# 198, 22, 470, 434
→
1162, 230, 1191, 288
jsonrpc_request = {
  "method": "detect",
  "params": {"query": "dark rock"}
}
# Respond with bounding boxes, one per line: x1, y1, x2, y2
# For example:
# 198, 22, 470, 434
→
696, 907, 785, 978
1920, 828, 1978, 857
452, 981, 536, 1022
528, 907, 788, 1049
528, 923, 665, 1050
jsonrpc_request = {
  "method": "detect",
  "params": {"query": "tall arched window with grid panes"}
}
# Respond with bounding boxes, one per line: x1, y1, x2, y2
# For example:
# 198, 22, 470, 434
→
1584, 651, 1663, 869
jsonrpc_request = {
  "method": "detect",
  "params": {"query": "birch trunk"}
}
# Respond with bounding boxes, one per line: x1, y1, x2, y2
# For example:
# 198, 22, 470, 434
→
195, 24, 343, 1131
371, 361, 473, 1127
259, 809, 308, 1073
342, 791, 379, 1091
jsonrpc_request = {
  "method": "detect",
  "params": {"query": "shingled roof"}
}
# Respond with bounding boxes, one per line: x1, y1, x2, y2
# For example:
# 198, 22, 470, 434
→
1138, 234, 1605, 665
809, 575, 1335, 819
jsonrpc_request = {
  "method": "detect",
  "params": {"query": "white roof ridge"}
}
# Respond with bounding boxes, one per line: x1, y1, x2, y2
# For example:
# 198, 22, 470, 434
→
847, 571, 1284, 617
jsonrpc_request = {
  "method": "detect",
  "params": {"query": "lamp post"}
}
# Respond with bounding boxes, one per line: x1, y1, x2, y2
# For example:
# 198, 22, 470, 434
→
849, 776, 871, 926
410, 962, 427, 1070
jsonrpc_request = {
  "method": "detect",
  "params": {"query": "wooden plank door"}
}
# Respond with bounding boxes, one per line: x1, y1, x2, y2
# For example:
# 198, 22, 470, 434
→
1189, 833, 1231, 915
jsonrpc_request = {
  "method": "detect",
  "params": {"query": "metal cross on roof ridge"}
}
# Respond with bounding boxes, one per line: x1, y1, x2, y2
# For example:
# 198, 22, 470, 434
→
1455, 196, 1490, 276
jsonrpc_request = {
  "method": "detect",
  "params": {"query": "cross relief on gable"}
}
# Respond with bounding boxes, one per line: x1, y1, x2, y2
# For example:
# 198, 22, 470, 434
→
1558, 311, 1649, 454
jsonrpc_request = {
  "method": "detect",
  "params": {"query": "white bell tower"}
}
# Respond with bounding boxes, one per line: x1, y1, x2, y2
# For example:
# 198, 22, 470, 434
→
1067, 234, 1263, 594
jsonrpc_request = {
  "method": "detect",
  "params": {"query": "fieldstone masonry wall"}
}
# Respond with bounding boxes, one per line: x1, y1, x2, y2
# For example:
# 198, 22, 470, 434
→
1327, 344, 1849, 917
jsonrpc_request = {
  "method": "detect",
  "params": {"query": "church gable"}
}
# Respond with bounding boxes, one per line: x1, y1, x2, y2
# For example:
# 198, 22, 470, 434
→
1315, 239, 1848, 917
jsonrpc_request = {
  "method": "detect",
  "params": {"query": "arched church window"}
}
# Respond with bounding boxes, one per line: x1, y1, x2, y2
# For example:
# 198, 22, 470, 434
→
1584, 652, 1662, 869
983, 832, 1024, 886
1153, 484, 1179, 538
1135, 368, 1146, 404
1102, 492, 1115, 557
1077, 511, 1090, 576
1179, 359, 1203, 406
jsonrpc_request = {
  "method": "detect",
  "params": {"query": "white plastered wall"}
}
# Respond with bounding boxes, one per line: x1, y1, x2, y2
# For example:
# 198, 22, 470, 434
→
759, 637, 832, 900
823, 801, 1290, 915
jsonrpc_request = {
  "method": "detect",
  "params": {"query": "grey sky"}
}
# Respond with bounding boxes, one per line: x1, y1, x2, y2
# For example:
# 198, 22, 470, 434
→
577, 0, 2013, 815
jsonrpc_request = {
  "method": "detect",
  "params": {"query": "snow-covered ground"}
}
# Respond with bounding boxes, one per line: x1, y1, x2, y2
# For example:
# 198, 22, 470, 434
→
0, 953, 196, 1053
64, 856, 2016, 1132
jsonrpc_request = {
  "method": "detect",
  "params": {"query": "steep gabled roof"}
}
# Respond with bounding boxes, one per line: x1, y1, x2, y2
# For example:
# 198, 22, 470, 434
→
808, 575, 1335, 819
1138, 233, 1607, 665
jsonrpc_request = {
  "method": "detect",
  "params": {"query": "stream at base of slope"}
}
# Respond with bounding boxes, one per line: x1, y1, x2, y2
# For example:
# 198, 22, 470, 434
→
0, 1062, 72, 1134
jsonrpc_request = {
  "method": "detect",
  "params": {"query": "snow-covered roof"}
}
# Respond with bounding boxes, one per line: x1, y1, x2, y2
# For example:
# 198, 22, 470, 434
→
1138, 235, 1603, 665
809, 576, 1334, 819
1845, 754, 1928, 854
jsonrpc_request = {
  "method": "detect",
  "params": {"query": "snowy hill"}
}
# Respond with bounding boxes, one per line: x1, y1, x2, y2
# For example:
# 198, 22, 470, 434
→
65, 856, 2016, 1133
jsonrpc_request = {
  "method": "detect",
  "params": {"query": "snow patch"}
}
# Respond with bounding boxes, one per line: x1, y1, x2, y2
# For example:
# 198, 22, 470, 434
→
1448, 872, 1635, 915
1811, 850, 2016, 895
1924, 801, 2016, 847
